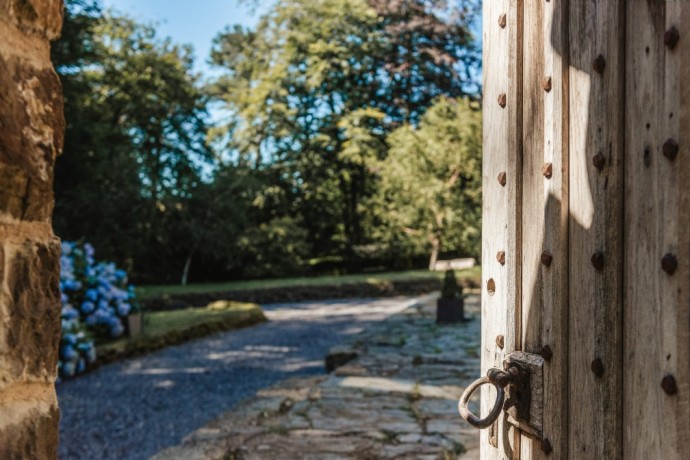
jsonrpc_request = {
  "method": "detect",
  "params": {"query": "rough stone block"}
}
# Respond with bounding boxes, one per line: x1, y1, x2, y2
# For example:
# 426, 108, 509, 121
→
325, 346, 359, 373
0, 0, 64, 40
0, 52, 64, 222
0, 400, 59, 459
0, 0, 63, 457
0, 238, 61, 389
0, 162, 29, 218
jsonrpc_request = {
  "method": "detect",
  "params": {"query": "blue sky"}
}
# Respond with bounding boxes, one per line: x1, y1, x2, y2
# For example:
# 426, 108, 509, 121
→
101, 1, 481, 83
101, 0, 272, 76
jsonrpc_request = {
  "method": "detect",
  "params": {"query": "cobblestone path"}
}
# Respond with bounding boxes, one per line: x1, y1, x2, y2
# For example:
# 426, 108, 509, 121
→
58, 297, 421, 460
153, 294, 481, 460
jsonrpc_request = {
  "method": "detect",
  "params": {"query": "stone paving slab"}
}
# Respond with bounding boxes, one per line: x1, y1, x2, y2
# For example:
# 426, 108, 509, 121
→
152, 294, 481, 460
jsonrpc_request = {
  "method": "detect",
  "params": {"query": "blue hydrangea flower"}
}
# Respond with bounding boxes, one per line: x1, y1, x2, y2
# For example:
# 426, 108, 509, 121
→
117, 303, 131, 317
80, 301, 95, 314
84, 288, 99, 302
76, 359, 86, 374
109, 323, 124, 337
58, 241, 138, 380
62, 361, 76, 378
61, 345, 78, 362
107, 316, 121, 328
61, 241, 74, 256
85, 345, 97, 363
61, 305, 79, 321
84, 243, 95, 263
115, 269, 127, 281
62, 279, 81, 292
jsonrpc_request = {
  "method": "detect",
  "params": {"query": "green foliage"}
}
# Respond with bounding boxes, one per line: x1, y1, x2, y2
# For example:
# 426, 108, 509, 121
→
53, 0, 212, 282
367, 0, 481, 121
210, 0, 480, 261
141, 302, 263, 337
96, 302, 266, 364
441, 269, 463, 299
92, 14, 211, 199
368, 97, 482, 266
236, 216, 312, 278
53, 0, 481, 284
137, 268, 472, 298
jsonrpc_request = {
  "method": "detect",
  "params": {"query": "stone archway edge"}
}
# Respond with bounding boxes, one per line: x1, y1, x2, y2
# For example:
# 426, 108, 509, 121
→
0, 1, 65, 458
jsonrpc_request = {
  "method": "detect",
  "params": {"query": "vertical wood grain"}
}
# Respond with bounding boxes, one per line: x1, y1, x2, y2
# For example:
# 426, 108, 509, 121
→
624, 2, 690, 458
520, 0, 546, 360
479, 3, 690, 458
567, 1, 625, 458
519, 0, 546, 453
519, 0, 569, 458
481, 0, 522, 458
669, 4, 690, 454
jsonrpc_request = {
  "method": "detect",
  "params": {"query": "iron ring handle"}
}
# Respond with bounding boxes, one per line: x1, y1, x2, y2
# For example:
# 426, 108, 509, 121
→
458, 368, 512, 429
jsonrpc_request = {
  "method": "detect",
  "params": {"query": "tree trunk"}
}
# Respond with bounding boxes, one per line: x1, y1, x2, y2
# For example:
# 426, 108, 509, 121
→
181, 244, 198, 286
428, 235, 440, 271
181, 255, 192, 286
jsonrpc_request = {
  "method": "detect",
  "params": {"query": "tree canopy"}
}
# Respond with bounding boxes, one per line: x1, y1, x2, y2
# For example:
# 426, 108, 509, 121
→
53, 0, 482, 284
54, 1, 212, 282
370, 97, 482, 268
209, 0, 480, 261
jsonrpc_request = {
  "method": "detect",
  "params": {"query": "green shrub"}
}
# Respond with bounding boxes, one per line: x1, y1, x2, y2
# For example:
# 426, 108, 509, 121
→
237, 216, 311, 278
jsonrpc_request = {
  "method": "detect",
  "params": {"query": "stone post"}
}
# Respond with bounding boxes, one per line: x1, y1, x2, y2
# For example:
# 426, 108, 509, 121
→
0, 1, 65, 458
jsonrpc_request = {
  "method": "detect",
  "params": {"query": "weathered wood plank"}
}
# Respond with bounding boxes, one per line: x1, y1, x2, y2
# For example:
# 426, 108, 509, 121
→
479, 3, 690, 458
567, 0, 624, 458
519, 1, 545, 458
519, 0, 569, 458
480, 0, 522, 457
520, 0, 546, 358
669, 5, 690, 455
623, 2, 665, 456
624, 2, 690, 458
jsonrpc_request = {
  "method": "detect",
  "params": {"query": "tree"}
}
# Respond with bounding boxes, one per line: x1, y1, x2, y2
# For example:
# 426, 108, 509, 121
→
53, 3, 213, 282
53, 0, 145, 271
236, 216, 312, 279
370, 97, 482, 269
367, 0, 480, 123
209, 0, 480, 260
94, 15, 211, 202
167, 166, 258, 285
52, 0, 482, 284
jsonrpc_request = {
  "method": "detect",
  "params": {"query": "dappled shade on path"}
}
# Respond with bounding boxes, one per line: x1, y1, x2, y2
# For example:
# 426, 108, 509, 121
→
57, 297, 418, 460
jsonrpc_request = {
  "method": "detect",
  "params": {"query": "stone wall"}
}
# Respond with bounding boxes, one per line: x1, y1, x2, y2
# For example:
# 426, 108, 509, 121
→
0, 0, 64, 458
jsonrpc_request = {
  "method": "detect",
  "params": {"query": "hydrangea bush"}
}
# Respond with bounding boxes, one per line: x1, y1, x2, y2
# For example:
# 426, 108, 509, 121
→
59, 241, 139, 378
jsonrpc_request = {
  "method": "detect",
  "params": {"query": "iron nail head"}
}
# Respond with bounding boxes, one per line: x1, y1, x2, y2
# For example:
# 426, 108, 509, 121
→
661, 253, 678, 275
591, 358, 604, 377
664, 26, 680, 49
542, 162, 553, 179
661, 375, 678, 395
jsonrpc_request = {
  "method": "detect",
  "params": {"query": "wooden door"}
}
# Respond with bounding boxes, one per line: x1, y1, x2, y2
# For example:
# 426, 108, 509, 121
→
480, 1, 690, 458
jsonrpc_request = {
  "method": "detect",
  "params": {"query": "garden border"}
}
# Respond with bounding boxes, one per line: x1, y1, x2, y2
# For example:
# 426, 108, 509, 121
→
140, 277, 480, 311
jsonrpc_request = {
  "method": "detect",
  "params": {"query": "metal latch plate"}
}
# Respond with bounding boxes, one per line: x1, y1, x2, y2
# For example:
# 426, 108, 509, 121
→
504, 351, 544, 438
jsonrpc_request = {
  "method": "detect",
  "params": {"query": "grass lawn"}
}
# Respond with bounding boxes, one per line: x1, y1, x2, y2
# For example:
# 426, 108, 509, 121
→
96, 301, 266, 364
137, 267, 481, 299
139, 301, 263, 336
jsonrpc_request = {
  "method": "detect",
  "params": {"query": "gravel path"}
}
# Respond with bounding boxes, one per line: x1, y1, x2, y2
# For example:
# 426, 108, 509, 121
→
57, 296, 420, 460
